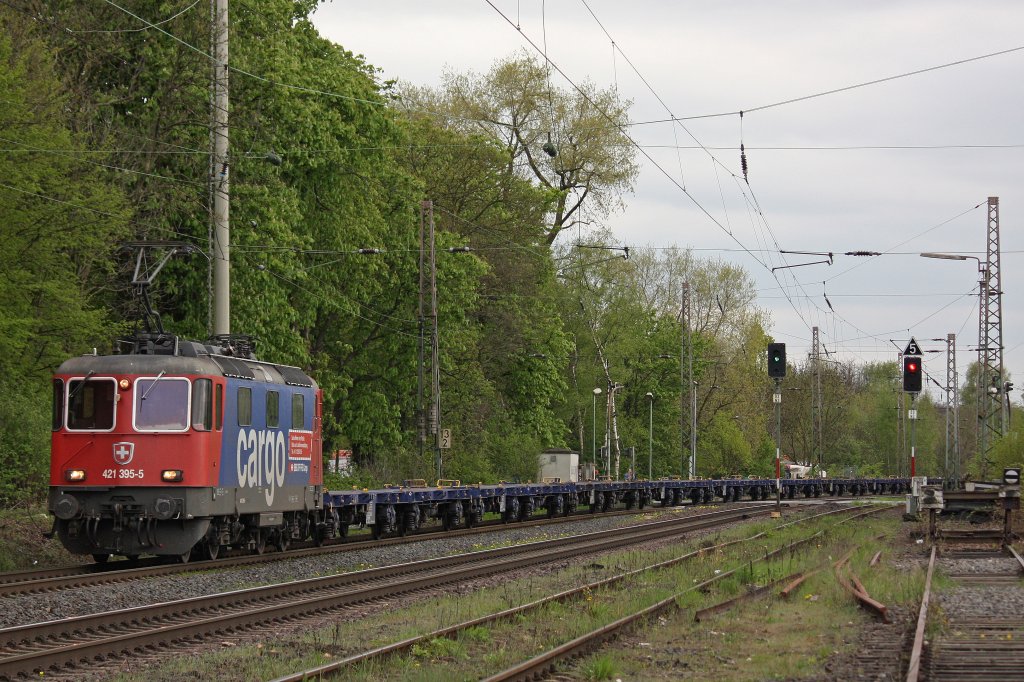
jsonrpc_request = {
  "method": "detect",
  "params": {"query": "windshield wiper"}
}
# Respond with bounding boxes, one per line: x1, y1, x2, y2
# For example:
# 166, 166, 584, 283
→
67, 371, 95, 403
140, 370, 166, 402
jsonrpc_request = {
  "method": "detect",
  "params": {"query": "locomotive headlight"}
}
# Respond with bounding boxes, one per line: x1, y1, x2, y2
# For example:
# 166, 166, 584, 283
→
161, 469, 184, 482
64, 469, 86, 482
118, 378, 130, 390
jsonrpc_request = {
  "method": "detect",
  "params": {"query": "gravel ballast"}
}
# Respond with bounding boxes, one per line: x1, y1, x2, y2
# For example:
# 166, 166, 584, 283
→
6, 505, 726, 629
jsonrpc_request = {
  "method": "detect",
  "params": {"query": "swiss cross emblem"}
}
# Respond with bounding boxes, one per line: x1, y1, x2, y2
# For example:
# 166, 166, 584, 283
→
113, 442, 134, 466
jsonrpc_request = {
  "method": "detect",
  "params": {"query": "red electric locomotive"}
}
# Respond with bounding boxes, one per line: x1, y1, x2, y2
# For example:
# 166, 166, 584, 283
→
48, 333, 324, 562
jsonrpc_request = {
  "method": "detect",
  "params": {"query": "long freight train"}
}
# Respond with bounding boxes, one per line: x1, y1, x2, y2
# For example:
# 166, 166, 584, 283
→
48, 332, 911, 562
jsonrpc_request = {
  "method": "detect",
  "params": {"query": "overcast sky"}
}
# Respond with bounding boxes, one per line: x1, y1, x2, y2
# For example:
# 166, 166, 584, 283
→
312, 0, 1023, 401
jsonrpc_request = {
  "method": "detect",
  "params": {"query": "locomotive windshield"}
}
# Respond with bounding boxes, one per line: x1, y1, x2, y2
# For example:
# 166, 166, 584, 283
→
66, 378, 116, 431
134, 377, 190, 431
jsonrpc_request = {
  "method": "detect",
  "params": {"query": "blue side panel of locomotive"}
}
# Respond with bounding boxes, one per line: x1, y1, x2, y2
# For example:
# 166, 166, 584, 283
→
217, 377, 317, 506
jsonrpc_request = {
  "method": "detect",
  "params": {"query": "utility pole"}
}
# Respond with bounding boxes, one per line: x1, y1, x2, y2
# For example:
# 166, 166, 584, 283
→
416, 201, 442, 479
211, 0, 230, 336
427, 203, 441, 479
417, 202, 428, 466
681, 282, 694, 478
646, 392, 654, 479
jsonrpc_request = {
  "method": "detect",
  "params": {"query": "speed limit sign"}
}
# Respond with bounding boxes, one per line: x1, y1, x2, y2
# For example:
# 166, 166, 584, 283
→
440, 429, 452, 449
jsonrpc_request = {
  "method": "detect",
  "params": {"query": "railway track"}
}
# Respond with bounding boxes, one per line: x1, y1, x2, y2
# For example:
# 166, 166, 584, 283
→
268, 504, 874, 682
0, 504, 772, 679
8, 496, 887, 598
480, 504, 892, 682
910, 544, 1024, 682
0, 502, 725, 597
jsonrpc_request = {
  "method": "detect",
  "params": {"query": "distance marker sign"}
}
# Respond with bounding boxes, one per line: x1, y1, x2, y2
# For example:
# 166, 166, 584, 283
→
903, 337, 922, 357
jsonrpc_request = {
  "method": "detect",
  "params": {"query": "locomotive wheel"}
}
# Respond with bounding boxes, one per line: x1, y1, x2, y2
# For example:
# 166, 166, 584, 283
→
178, 547, 192, 564
204, 542, 220, 561
278, 531, 290, 552
92, 553, 110, 564
253, 532, 266, 555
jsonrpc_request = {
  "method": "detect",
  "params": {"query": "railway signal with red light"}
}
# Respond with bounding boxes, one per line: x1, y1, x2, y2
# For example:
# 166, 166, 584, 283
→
903, 356, 922, 393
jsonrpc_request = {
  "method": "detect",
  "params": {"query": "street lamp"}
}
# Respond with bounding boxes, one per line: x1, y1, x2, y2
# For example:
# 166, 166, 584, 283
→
920, 251, 988, 479
592, 387, 602, 470
646, 392, 654, 479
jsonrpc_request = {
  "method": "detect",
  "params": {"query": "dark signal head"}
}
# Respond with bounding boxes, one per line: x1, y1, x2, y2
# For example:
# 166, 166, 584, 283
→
767, 343, 786, 378
903, 356, 922, 393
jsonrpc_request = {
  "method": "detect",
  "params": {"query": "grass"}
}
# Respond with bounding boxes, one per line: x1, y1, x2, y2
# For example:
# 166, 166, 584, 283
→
0, 504, 77, 570
106, 507, 928, 681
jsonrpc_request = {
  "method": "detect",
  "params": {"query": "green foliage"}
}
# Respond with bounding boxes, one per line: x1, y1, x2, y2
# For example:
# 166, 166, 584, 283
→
984, 414, 1024, 476
0, 13, 130, 502
581, 654, 620, 681
404, 50, 639, 245
410, 637, 467, 661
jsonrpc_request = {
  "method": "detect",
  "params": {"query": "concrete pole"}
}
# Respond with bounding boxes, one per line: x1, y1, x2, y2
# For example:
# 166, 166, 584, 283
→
211, 0, 230, 336
647, 392, 654, 479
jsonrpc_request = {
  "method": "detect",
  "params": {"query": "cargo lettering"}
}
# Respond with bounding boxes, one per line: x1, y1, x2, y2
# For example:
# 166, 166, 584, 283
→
236, 429, 287, 506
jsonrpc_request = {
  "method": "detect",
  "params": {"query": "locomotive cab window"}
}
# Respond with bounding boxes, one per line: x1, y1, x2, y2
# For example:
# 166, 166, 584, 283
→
52, 379, 64, 431
66, 378, 116, 431
292, 393, 305, 429
215, 383, 223, 431
192, 379, 213, 431
237, 387, 252, 427
134, 377, 190, 432
266, 391, 280, 428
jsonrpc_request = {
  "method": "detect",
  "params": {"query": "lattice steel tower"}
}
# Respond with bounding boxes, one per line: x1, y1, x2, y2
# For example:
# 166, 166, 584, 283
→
945, 333, 960, 484
978, 197, 1004, 476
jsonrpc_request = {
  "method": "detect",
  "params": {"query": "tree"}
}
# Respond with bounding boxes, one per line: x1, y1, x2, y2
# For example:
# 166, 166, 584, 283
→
401, 51, 639, 245
556, 241, 770, 479
0, 10, 129, 501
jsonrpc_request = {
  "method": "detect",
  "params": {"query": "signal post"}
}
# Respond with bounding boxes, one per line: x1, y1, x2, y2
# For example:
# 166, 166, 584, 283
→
902, 338, 923, 477
768, 343, 786, 513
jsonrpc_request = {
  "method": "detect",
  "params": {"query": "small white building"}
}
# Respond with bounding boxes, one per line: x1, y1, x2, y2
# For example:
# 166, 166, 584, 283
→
537, 448, 579, 483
